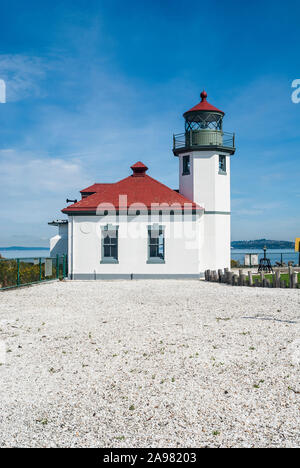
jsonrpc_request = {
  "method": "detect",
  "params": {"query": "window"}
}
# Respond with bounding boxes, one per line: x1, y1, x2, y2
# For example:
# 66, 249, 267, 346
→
101, 225, 119, 263
147, 225, 165, 264
219, 155, 226, 174
182, 155, 190, 175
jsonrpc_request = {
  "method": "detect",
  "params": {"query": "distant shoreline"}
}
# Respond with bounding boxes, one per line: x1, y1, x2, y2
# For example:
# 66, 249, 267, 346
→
231, 240, 294, 250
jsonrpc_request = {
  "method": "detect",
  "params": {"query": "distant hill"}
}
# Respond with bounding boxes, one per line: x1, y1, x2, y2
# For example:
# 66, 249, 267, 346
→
231, 239, 295, 250
0, 246, 49, 251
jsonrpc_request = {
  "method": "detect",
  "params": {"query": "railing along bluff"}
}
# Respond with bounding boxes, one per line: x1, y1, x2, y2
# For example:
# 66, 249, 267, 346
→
0, 255, 68, 290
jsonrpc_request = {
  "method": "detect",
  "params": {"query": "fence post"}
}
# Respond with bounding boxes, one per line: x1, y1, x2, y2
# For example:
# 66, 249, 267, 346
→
39, 258, 42, 282
238, 269, 243, 285
224, 268, 229, 283
17, 259, 20, 286
63, 255, 66, 278
56, 254, 59, 279
248, 271, 253, 286
292, 272, 298, 289
288, 266, 294, 287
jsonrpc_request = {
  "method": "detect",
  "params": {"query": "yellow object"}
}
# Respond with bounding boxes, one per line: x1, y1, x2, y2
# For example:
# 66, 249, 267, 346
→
295, 238, 300, 252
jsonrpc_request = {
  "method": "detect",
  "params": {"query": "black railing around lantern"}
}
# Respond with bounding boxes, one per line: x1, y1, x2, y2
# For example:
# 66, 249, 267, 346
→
173, 131, 235, 151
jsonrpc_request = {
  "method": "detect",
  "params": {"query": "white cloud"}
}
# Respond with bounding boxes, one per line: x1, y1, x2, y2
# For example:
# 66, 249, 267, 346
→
0, 150, 90, 196
0, 150, 93, 238
0, 79, 6, 103
0, 55, 48, 101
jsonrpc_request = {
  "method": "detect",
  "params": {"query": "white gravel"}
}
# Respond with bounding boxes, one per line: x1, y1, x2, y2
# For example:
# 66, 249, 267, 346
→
0, 279, 299, 448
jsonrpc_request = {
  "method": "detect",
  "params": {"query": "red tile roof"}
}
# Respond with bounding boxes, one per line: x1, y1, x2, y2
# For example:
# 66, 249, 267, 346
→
62, 162, 203, 214
184, 90, 224, 116
80, 183, 113, 194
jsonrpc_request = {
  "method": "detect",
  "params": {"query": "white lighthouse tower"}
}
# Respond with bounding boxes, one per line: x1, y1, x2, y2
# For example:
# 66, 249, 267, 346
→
173, 91, 236, 271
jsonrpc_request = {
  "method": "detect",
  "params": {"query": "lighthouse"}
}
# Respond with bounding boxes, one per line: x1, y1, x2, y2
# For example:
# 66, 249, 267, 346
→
173, 91, 236, 271
50, 90, 236, 278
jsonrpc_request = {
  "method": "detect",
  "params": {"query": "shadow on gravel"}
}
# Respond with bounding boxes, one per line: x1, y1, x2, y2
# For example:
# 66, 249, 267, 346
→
242, 316, 298, 324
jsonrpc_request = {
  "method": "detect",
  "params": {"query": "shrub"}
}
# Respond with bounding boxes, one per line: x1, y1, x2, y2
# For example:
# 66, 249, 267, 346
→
231, 259, 240, 268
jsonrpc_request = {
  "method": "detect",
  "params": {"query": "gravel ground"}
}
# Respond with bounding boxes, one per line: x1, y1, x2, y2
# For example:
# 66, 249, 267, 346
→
0, 279, 299, 448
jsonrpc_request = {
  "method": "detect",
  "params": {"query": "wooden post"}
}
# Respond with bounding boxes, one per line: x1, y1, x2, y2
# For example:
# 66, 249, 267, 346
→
292, 272, 298, 289
218, 269, 223, 282
207, 270, 211, 281
288, 266, 294, 287
241, 274, 246, 286
224, 268, 229, 282
248, 271, 253, 287
239, 269, 243, 285
232, 274, 238, 286
275, 271, 280, 288
228, 272, 233, 284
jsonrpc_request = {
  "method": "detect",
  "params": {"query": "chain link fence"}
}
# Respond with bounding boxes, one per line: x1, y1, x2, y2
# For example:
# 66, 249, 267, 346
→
0, 255, 68, 290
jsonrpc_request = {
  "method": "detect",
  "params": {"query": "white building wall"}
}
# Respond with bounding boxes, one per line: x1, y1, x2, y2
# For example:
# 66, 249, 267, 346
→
68, 214, 203, 279
178, 150, 232, 271
50, 224, 68, 257
199, 214, 231, 271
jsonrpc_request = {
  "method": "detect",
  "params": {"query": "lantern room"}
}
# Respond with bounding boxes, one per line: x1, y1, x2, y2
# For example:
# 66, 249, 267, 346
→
173, 91, 235, 156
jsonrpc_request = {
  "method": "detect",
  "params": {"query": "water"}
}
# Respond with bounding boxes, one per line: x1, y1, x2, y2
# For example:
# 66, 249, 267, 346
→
0, 249, 50, 259
231, 249, 299, 266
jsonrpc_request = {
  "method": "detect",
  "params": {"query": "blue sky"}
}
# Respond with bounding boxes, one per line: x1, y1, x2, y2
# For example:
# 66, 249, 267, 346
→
0, 0, 299, 246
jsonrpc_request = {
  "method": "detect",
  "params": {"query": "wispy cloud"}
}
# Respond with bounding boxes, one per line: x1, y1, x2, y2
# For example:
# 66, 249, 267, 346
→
0, 55, 49, 101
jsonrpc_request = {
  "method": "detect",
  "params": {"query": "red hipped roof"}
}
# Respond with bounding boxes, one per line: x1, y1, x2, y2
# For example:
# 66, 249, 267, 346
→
62, 162, 203, 213
80, 183, 113, 194
184, 91, 224, 116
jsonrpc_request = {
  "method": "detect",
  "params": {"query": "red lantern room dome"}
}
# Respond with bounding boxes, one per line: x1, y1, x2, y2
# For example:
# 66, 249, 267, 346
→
183, 90, 225, 117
